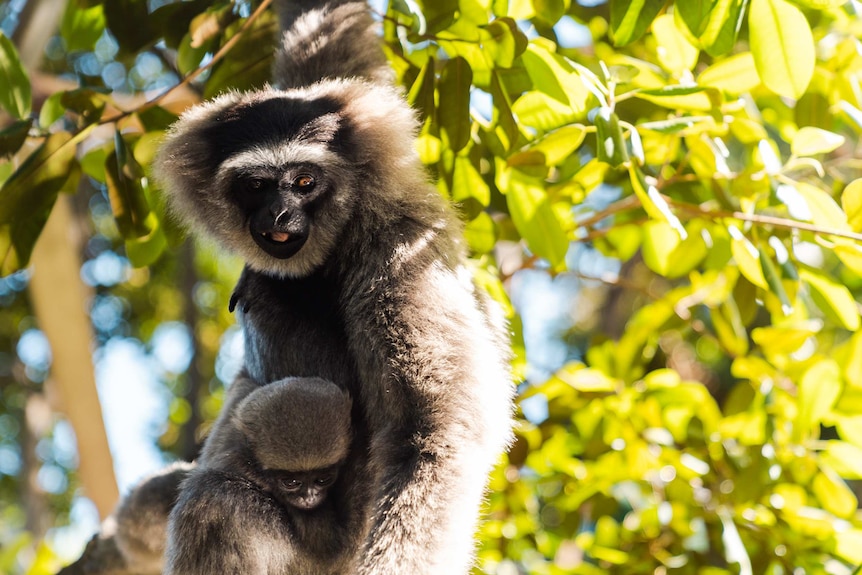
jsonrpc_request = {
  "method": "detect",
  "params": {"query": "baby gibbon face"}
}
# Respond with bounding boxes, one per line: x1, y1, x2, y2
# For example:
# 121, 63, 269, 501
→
267, 466, 340, 511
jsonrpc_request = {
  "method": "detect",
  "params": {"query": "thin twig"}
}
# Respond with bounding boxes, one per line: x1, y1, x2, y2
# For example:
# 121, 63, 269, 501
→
668, 199, 862, 243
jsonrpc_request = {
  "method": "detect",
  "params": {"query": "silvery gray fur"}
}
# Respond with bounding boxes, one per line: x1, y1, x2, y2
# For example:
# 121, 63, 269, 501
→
157, 0, 515, 572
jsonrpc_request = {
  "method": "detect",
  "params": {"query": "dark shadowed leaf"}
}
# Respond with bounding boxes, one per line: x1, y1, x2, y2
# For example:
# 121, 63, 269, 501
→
103, 0, 157, 54
204, 11, 277, 98
438, 57, 473, 153
151, 0, 213, 49
0, 119, 32, 158
105, 131, 152, 239
421, 0, 457, 34
0, 132, 79, 274
61, 89, 109, 126
408, 56, 436, 122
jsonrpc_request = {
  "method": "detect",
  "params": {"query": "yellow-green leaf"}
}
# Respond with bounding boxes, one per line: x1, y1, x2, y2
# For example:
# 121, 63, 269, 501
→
800, 267, 860, 330
821, 441, 862, 479
609, 0, 666, 46
795, 359, 842, 441
812, 470, 857, 518
791, 127, 844, 157
642, 221, 679, 276
749, 0, 815, 99
835, 529, 862, 564
794, 181, 848, 230
652, 14, 699, 75
451, 155, 490, 207
841, 179, 862, 232
500, 167, 568, 267
698, 52, 761, 95
729, 228, 767, 288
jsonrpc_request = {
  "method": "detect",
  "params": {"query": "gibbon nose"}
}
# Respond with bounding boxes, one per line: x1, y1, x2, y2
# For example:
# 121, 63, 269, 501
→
274, 209, 291, 227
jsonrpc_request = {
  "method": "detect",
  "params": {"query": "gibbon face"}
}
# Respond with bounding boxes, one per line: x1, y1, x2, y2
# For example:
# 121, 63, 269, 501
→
266, 465, 341, 511
157, 91, 366, 278
232, 163, 325, 261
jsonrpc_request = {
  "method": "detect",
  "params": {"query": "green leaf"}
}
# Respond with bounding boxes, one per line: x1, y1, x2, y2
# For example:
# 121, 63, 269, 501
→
642, 221, 680, 276
517, 41, 591, 125
39, 92, 66, 130
105, 131, 152, 239
812, 470, 857, 518
150, 0, 211, 49
698, 0, 748, 56
438, 57, 473, 153
676, 0, 717, 37
697, 52, 761, 95
652, 14, 699, 74
408, 56, 436, 122
800, 267, 860, 330
0, 119, 31, 158
794, 181, 848, 230
821, 441, 862, 479
422, 0, 457, 34
125, 213, 167, 267
463, 211, 496, 255
61, 89, 109, 126
729, 228, 767, 288
480, 17, 527, 68
60, 2, 106, 51
759, 249, 792, 315
609, 0, 666, 46
842, 179, 862, 232
451, 154, 490, 206
523, 125, 586, 166
795, 359, 842, 441
0, 132, 80, 274
594, 108, 628, 167
835, 530, 862, 565
749, 0, 815, 98
500, 167, 568, 268
629, 165, 687, 237
712, 299, 749, 356
0, 32, 31, 119
791, 127, 845, 156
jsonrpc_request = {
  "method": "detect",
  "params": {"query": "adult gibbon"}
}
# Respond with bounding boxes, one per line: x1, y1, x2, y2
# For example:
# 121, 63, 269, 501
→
155, 0, 514, 573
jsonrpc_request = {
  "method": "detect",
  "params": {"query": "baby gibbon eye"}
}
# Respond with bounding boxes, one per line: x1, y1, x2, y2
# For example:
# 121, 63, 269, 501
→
292, 174, 315, 190
280, 478, 303, 493
314, 475, 335, 487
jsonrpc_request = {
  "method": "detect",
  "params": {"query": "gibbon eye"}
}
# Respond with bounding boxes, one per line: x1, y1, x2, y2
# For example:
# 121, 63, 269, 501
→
245, 177, 267, 191
280, 478, 303, 492
293, 174, 315, 190
314, 475, 334, 487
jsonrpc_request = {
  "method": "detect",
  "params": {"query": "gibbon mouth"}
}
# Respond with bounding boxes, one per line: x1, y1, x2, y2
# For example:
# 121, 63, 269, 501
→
251, 228, 307, 259
262, 231, 292, 243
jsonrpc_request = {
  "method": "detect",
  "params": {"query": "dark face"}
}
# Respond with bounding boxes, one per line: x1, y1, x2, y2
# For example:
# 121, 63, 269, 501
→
268, 465, 340, 511
231, 164, 329, 260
